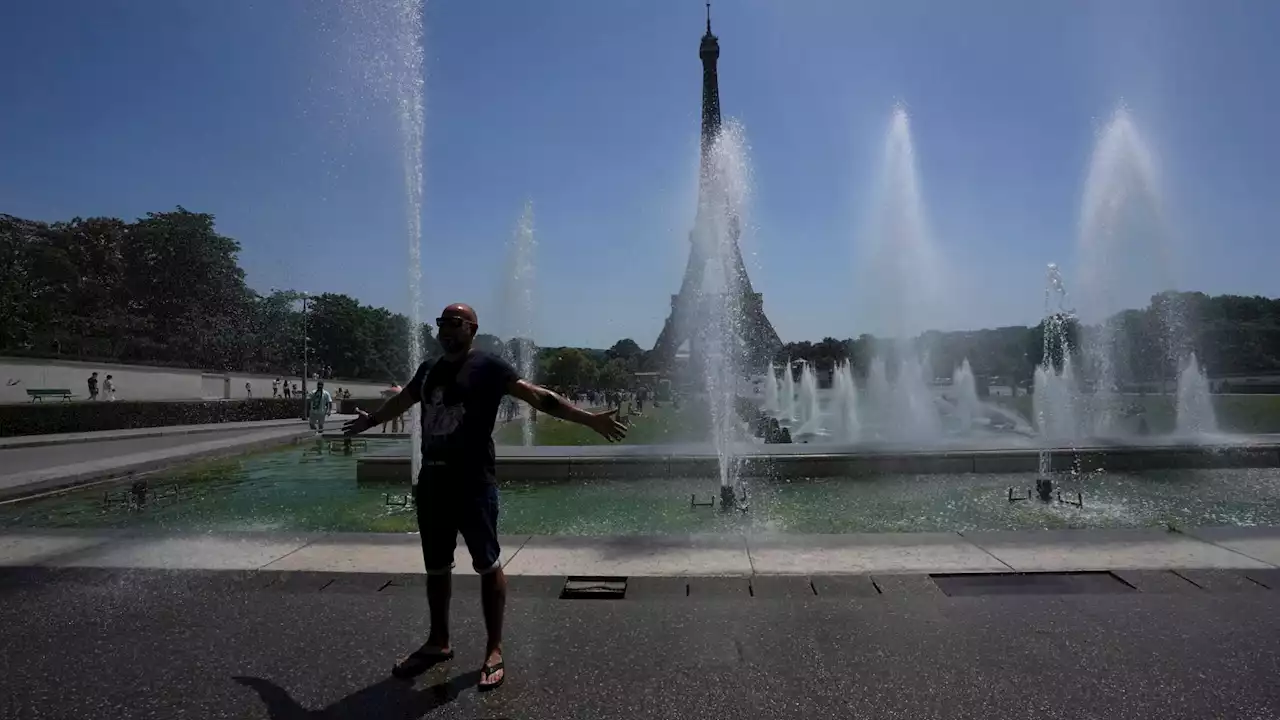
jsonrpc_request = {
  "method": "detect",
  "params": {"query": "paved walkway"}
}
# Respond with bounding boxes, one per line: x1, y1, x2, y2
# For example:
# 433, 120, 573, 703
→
4, 526, 1278, 574
0, 417, 311, 449
0, 417, 357, 501
2, 563, 1277, 718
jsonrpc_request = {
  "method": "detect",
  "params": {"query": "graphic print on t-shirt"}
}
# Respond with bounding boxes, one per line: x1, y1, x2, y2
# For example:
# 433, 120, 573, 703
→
421, 384, 465, 448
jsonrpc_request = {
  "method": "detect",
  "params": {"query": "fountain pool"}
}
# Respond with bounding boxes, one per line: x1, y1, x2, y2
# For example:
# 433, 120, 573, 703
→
2, 439, 1279, 535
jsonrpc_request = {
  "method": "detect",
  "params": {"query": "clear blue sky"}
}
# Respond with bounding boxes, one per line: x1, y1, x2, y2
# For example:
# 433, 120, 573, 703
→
2, 0, 1277, 348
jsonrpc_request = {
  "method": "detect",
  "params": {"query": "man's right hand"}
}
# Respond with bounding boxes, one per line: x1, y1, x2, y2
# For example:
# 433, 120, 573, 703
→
343, 409, 377, 436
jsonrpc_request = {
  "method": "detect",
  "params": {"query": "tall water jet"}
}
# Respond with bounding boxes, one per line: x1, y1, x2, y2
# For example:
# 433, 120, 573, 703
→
832, 361, 861, 442
864, 353, 941, 443
866, 357, 892, 438
336, 0, 426, 481
500, 200, 538, 446
856, 104, 946, 340
1035, 355, 1081, 442
1176, 352, 1218, 436
779, 359, 797, 423
899, 352, 943, 441
796, 363, 822, 437
1076, 105, 1176, 434
1035, 264, 1083, 442
951, 359, 981, 434
763, 360, 780, 413
695, 121, 753, 492
399, 0, 426, 485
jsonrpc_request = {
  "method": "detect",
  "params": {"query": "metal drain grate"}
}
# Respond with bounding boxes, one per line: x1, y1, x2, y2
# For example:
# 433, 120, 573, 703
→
560, 576, 627, 600
930, 571, 1135, 597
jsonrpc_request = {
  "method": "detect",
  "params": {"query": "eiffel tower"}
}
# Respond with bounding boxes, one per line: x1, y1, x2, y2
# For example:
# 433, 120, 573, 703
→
649, 4, 782, 376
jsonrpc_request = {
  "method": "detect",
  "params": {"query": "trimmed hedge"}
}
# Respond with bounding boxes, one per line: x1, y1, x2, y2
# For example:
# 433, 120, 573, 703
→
0, 398, 307, 437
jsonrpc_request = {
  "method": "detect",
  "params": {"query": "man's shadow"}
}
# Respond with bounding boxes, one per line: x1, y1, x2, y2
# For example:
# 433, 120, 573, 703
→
233, 670, 480, 719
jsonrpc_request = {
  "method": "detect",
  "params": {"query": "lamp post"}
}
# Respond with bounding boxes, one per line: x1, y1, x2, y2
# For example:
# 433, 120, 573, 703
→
300, 292, 309, 419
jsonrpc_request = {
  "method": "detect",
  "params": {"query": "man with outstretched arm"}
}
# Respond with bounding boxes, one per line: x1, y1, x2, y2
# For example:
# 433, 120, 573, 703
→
343, 303, 627, 691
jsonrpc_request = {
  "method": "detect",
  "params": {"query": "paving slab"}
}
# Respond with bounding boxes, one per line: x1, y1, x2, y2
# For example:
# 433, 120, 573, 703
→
1173, 569, 1271, 593
686, 575, 753, 597
44, 532, 315, 570
626, 576, 690, 598
260, 533, 530, 574
809, 574, 882, 598
746, 532, 1009, 574
871, 573, 947, 598
1180, 526, 1280, 566
505, 534, 752, 576
750, 575, 816, 598
1112, 569, 1204, 594
1244, 568, 1280, 589
964, 528, 1274, 571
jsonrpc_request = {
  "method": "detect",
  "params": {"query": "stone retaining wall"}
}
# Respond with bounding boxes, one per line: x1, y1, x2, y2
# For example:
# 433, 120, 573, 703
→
0, 356, 394, 403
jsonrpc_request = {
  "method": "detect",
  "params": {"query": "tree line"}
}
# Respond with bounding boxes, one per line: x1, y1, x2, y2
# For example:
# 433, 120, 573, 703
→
0, 209, 441, 381
773, 291, 1280, 387
3, 209, 1277, 387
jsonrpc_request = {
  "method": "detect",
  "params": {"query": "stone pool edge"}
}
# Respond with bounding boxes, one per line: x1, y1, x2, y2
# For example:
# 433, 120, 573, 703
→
355, 441, 1280, 484
0, 427, 317, 504
3, 526, 1277, 576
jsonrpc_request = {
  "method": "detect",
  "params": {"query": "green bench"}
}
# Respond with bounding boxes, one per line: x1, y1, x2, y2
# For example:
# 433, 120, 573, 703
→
27, 388, 74, 402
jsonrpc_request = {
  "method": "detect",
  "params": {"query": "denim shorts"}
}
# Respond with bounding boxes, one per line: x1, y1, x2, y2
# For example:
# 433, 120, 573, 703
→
414, 477, 501, 575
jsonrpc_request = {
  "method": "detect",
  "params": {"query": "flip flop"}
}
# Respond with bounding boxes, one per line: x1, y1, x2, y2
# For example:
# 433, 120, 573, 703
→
391, 646, 454, 680
478, 661, 505, 691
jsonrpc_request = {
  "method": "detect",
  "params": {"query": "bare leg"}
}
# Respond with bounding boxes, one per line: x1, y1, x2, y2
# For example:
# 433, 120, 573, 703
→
479, 568, 507, 686
391, 572, 454, 679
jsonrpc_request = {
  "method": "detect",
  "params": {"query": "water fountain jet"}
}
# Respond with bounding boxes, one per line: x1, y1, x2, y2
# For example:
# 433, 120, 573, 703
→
499, 201, 538, 446
1175, 352, 1218, 436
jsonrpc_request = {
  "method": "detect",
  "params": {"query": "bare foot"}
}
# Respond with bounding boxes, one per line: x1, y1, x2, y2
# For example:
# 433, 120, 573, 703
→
391, 641, 454, 680
478, 649, 504, 691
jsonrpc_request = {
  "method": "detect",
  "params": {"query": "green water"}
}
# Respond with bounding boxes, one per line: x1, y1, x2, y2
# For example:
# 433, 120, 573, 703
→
2, 438, 1279, 534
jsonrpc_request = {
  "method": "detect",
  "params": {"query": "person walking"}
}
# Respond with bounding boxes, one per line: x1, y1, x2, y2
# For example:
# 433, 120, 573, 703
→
103, 374, 116, 401
343, 303, 626, 691
87, 372, 99, 401
308, 381, 332, 432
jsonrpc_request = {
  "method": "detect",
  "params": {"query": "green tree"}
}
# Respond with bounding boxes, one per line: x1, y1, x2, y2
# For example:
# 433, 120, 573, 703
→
596, 358, 631, 390
541, 348, 597, 390
606, 338, 643, 363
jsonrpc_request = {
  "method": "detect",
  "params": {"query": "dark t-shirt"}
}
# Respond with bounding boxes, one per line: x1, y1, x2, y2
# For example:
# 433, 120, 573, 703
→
406, 350, 519, 485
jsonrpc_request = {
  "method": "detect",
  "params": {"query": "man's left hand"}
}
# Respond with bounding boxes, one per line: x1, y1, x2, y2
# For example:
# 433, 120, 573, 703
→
586, 409, 628, 442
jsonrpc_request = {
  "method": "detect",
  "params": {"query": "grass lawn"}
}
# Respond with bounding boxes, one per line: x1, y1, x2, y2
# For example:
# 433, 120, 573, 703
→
493, 401, 709, 445
990, 393, 1280, 434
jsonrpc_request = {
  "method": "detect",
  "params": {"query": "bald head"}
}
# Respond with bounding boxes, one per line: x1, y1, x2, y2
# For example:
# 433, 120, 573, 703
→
436, 303, 478, 356
440, 303, 478, 325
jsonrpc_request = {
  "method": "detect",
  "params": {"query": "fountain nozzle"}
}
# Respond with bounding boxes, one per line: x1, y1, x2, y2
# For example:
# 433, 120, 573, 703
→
1035, 476, 1054, 502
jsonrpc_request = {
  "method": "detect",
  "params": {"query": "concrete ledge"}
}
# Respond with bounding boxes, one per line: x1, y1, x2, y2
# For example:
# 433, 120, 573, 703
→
961, 528, 1274, 571
3, 528, 1277, 576
259, 532, 532, 574
509, 534, 753, 576
1178, 526, 1280, 566
0, 427, 315, 502
0, 418, 311, 450
356, 440, 1280, 484
42, 531, 318, 571
747, 533, 1009, 574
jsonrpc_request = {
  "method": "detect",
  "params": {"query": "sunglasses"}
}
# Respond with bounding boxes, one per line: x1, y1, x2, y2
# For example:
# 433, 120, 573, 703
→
436, 316, 476, 329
